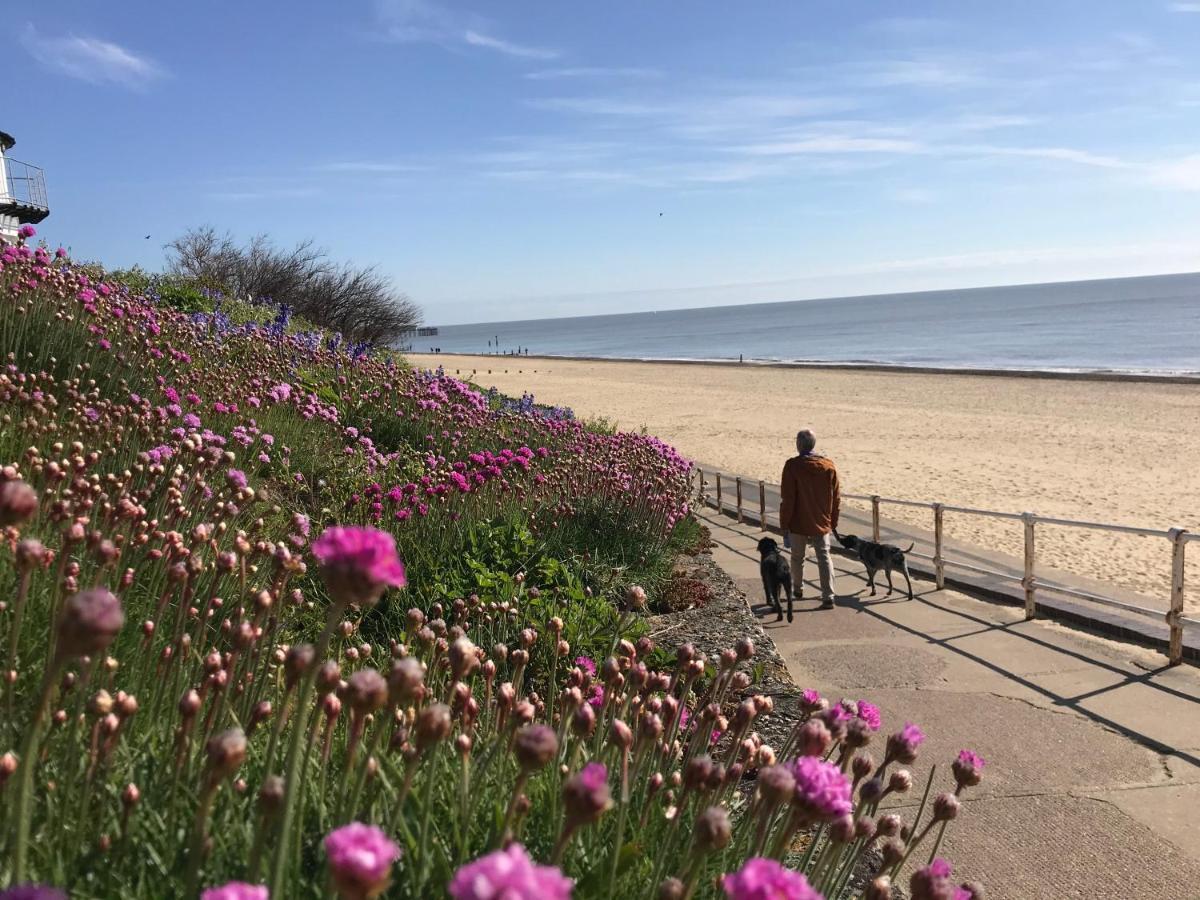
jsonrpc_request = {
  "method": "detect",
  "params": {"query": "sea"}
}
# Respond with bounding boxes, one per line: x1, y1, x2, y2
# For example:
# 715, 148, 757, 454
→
423, 272, 1200, 376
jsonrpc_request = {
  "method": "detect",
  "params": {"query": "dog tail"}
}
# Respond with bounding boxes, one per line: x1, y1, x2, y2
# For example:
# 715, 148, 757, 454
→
903, 542, 915, 553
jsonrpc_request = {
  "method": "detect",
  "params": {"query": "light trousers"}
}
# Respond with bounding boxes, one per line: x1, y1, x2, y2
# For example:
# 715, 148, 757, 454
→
789, 532, 836, 602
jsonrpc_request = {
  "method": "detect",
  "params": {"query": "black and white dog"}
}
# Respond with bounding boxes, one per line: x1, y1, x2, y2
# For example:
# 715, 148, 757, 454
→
833, 531, 915, 600
756, 537, 794, 622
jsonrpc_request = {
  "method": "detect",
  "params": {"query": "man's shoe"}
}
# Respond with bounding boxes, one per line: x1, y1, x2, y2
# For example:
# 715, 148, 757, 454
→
820, 599, 835, 610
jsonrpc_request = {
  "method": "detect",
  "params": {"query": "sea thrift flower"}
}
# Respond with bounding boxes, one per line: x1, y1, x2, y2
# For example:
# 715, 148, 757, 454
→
910, 859, 956, 900
721, 858, 824, 900
886, 723, 925, 764
201, 883, 269, 900
18, 224, 36, 239
324, 822, 401, 899
788, 756, 852, 822
56, 588, 125, 658
0, 479, 38, 525
312, 525, 406, 607
226, 469, 248, 490
952, 750, 985, 789
562, 762, 612, 828
856, 700, 882, 731
448, 843, 572, 899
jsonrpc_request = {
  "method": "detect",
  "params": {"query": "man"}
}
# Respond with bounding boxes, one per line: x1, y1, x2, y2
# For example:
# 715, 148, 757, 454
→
779, 429, 840, 609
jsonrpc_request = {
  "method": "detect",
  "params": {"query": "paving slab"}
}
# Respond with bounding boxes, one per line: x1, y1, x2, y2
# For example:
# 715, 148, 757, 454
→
939, 794, 1200, 900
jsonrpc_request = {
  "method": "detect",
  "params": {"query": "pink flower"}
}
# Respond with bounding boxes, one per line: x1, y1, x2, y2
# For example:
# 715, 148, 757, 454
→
201, 883, 269, 900
448, 844, 572, 899
855, 700, 881, 731
18, 224, 36, 239
886, 722, 925, 764
312, 525, 406, 607
226, 469, 248, 490
721, 858, 823, 900
910, 859, 957, 900
952, 749, 985, 789
573, 656, 597, 677
324, 822, 401, 900
787, 756, 852, 823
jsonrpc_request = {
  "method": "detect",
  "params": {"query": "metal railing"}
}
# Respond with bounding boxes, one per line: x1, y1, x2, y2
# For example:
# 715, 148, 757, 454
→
691, 466, 1195, 665
2, 158, 48, 211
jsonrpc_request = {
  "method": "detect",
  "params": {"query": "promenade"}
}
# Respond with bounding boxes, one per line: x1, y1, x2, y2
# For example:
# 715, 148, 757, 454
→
697, 506, 1200, 898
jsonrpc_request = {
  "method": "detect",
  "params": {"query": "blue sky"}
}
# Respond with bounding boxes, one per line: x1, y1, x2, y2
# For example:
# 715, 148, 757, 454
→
9, 1, 1200, 324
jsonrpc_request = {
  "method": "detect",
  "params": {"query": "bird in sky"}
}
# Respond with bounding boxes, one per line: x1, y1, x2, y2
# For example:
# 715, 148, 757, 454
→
144, 234, 151, 239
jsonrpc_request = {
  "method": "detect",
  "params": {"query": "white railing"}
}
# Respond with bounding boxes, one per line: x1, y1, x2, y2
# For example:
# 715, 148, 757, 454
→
690, 466, 1194, 666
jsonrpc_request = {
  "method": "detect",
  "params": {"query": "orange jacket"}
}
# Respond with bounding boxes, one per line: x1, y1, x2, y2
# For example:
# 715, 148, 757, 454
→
780, 453, 840, 536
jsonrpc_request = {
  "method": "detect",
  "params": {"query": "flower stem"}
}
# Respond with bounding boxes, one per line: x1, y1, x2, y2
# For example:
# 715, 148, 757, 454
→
10, 654, 64, 882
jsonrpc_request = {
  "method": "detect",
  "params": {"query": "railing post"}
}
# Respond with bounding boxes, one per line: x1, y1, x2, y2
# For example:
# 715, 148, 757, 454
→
870, 496, 881, 542
1168, 528, 1187, 665
735, 477, 744, 524
715, 472, 722, 511
759, 480, 767, 529
1022, 512, 1037, 619
699, 470, 708, 507
932, 503, 945, 590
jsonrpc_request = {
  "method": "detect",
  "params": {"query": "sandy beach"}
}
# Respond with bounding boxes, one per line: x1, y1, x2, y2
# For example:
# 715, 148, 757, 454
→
426, 354, 1200, 613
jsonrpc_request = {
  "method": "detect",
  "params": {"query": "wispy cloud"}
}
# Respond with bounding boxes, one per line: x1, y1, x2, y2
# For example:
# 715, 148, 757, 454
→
1168, 3, 1200, 12
463, 30, 558, 60
733, 136, 923, 156
374, 0, 559, 59
1145, 154, 1200, 189
314, 161, 428, 174
524, 67, 662, 81
21, 25, 164, 89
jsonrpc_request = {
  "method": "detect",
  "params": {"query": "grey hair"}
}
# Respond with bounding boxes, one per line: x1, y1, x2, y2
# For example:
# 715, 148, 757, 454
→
796, 429, 817, 453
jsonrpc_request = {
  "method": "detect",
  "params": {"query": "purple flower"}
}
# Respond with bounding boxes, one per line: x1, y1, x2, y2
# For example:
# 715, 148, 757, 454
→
573, 656, 596, 676
886, 722, 925, 764
721, 858, 823, 900
562, 762, 612, 828
952, 749, 986, 789
910, 859, 955, 900
324, 822, 401, 899
787, 756, 852, 823
856, 700, 881, 731
226, 469, 248, 490
17, 224, 36, 239
183, 413, 202, 428
448, 843, 572, 899
312, 526, 406, 607
201, 883, 269, 900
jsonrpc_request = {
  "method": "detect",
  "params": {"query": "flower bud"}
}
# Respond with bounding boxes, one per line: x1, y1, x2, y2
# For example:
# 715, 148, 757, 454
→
932, 792, 960, 821
514, 724, 558, 771
694, 806, 731, 851
888, 769, 912, 794
796, 718, 832, 757
206, 728, 247, 780
876, 813, 902, 837
0, 480, 38, 526
415, 703, 451, 751
757, 765, 795, 806
259, 774, 285, 815
658, 878, 685, 900
346, 668, 388, 714
864, 875, 893, 900
56, 588, 124, 658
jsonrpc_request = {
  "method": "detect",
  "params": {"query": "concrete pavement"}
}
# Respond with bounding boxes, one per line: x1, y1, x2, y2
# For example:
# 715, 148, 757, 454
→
698, 506, 1200, 899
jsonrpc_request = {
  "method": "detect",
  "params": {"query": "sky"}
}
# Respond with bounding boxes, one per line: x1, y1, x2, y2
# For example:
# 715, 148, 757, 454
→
8, 0, 1200, 325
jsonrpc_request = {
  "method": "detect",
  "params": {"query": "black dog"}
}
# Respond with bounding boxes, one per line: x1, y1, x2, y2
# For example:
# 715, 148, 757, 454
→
756, 537, 794, 622
833, 531, 915, 600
